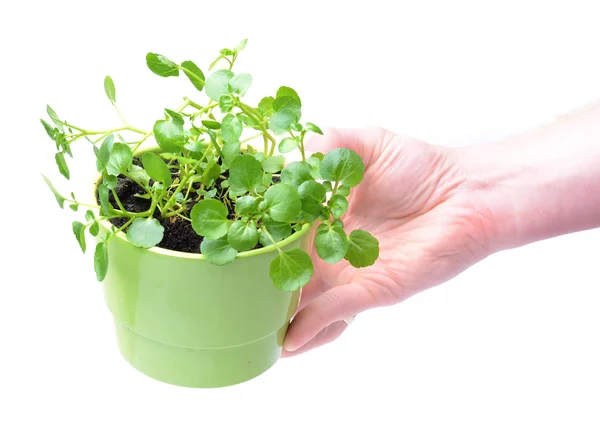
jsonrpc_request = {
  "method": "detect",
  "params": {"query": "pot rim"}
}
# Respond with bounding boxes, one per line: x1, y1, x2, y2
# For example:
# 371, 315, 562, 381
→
90, 145, 312, 260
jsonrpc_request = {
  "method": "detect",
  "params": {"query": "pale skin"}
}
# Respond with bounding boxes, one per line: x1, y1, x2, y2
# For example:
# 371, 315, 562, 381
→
283, 103, 600, 356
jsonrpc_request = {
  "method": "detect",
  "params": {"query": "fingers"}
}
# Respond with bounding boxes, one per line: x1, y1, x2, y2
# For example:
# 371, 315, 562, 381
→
281, 320, 348, 358
283, 282, 375, 353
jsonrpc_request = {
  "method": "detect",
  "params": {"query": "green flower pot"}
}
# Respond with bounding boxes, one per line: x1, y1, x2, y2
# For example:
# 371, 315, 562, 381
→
92, 175, 313, 388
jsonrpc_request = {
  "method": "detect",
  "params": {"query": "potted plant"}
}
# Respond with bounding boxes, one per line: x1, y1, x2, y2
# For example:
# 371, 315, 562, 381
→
41, 39, 380, 388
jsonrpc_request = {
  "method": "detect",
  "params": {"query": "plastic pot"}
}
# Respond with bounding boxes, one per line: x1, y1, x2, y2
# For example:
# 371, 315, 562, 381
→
91, 155, 313, 388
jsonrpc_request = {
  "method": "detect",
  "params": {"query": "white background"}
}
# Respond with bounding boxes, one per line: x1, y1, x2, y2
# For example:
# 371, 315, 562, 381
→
1, 1, 599, 419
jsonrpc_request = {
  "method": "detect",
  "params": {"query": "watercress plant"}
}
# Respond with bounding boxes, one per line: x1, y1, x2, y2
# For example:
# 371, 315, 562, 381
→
41, 39, 380, 291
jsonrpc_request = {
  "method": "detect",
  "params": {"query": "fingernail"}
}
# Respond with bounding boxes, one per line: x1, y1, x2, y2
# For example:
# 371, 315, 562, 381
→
283, 341, 300, 352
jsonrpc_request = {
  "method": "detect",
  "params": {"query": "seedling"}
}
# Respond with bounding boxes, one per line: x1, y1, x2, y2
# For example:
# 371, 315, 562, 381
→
41, 39, 379, 291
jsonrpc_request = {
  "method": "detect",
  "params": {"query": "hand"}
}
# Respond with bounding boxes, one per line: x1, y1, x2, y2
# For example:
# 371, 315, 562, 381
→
283, 127, 495, 356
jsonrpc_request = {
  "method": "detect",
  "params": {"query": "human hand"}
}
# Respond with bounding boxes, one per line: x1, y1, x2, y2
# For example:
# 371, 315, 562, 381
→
283, 127, 495, 356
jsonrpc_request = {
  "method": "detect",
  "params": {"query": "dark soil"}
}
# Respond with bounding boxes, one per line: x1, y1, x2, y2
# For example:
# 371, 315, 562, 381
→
99, 157, 238, 254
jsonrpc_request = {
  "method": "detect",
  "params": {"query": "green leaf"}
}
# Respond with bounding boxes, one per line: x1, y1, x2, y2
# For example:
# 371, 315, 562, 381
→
40, 119, 56, 140
228, 220, 258, 251
262, 155, 285, 173
180, 60, 205, 91
219, 94, 235, 113
46, 105, 63, 130
94, 242, 109, 282
70, 203, 79, 211
221, 113, 243, 143
328, 194, 348, 219
42, 175, 65, 208
322, 181, 333, 192
333, 219, 344, 228
258, 96, 274, 115
200, 236, 238, 265
202, 120, 221, 130
270, 249, 314, 291
96, 134, 114, 172
269, 109, 297, 135
229, 154, 262, 194
153, 118, 184, 153
276, 86, 301, 105
72, 221, 87, 253
104, 174, 118, 189
142, 153, 172, 187
259, 216, 292, 246
191, 199, 230, 239
220, 48, 234, 56
235, 196, 259, 216
273, 96, 301, 120
106, 142, 133, 176
201, 160, 221, 187
264, 184, 302, 222
205, 69, 234, 101
278, 137, 298, 153
305, 122, 323, 135
320, 148, 365, 187
290, 122, 303, 132
345, 230, 380, 268
229, 73, 252, 96
104, 76, 116, 102
222, 141, 241, 166
86, 210, 100, 236
98, 183, 112, 216
54, 152, 70, 179
337, 185, 351, 196
234, 38, 248, 52
127, 165, 151, 186
298, 180, 326, 216
126, 218, 164, 248
146, 53, 179, 77
281, 161, 313, 187
315, 225, 348, 264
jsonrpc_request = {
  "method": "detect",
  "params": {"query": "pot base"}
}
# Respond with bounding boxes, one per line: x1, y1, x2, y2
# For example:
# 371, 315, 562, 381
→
113, 318, 289, 388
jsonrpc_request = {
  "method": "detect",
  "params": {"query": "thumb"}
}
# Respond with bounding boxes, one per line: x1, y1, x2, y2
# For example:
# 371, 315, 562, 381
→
304, 126, 387, 168
283, 282, 376, 353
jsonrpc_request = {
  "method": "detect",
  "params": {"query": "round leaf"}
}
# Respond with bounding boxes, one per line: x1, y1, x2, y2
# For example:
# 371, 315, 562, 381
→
96, 134, 115, 172
269, 249, 314, 291
298, 180, 326, 216
269, 109, 297, 135
221, 114, 242, 143
106, 143, 133, 176
258, 96, 274, 115
262, 155, 285, 173
273, 96, 301, 120
94, 242, 109, 282
146, 53, 179, 77
229, 73, 253, 96
264, 184, 301, 222
222, 141, 241, 165
191, 199, 229, 239
320, 148, 365, 187
278, 137, 298, 153
104, 76, 116, 102
126, 218, 165, 248
142, 153, 172, 187
276, 86, 301, 105
235, 196, 259, 216
315, 225, 348, 264
345, 230, 379, 268
281, 161, 313, 187
228, 220, 258, 251
229, 154, 263, 194
200, 237, 238, 265
328, 194, 348, 219
154, 118, 184, 152
205, 69, 234, 101
181, 60, 205, 91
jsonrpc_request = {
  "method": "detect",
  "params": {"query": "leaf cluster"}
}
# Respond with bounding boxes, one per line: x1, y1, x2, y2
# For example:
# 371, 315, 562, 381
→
41, 39, 379, 290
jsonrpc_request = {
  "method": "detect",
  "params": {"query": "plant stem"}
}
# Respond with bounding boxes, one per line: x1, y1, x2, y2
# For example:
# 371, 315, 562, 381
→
299, 131, 306, 161
260, 226, 283, 253
110, 189, 129, 215
237, 102, 277, 156
112, 102, 129, 126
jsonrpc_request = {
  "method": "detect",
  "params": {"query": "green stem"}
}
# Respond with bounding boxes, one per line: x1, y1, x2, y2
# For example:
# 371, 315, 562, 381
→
238, 102, 277, 156
299, 131, 306, 161
260, 226, 282, 253
112, 102, 129, 126
110, 189, 128, 215
106, 218, 134, 242
240, 133, 263, 144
